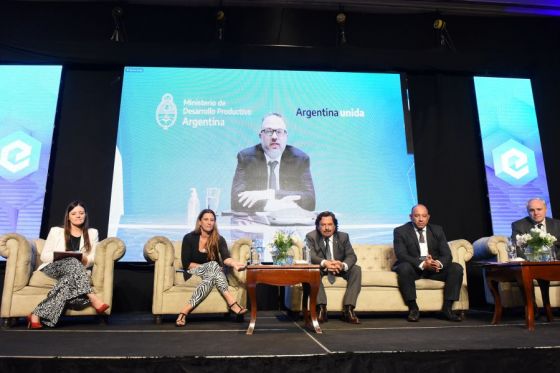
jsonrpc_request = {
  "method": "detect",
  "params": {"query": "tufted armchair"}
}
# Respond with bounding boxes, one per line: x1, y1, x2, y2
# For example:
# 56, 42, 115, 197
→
472, 235, 560, 308
285, 240, 473, 315
143, 236, 251, 324
0, 233, 126, 326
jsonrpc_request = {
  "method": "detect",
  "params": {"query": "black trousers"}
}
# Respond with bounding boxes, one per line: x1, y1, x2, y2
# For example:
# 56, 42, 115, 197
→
393, 261, 463, 305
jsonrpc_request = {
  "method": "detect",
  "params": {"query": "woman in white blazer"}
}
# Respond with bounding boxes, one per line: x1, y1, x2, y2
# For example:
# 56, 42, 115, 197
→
27, 201, 110, 328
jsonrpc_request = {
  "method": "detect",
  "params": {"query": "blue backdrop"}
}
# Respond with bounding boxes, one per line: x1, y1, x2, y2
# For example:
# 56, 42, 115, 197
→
0, 65, 62, 242
111, 67, 417, 261
475, 76, 552, 236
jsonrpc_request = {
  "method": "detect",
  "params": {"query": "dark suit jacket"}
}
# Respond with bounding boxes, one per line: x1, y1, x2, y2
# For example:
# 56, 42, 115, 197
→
306, 230, 357, 272
393, 222, 452, 270
231, 144, 315, 212
511, 216, 560, 253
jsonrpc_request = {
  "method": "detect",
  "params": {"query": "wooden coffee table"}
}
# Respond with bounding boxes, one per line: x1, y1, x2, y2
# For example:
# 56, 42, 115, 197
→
245, 264, 322, 335
483, 261, 560, 330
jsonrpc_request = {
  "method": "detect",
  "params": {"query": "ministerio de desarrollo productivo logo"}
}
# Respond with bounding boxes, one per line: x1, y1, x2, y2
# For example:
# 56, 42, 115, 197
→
0, 131, 42, 182
492, 139, 537, 186
155, 93, 178, 130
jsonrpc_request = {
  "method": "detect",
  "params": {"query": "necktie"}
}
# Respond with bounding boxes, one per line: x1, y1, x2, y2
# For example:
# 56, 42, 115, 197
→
268, 161, 278, 190
325, 238, 335, 284
417, 229, 425, 243
325, 238, 332, 259
537, 223, 543, 230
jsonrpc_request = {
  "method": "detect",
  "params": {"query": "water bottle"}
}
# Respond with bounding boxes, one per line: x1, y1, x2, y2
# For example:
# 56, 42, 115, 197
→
255, 239, 264, 265
249, 246, 256, 265
249, 240, 259, 265
187, 188, 200, 230
506, 237, 517, 261
303, 245, 311, 264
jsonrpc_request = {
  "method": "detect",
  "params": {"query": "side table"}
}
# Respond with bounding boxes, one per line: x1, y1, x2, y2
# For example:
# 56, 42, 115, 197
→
245, 264, 322, 335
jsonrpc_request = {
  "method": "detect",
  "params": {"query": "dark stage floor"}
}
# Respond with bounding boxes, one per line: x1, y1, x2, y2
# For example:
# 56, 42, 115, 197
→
1, 309, 559, 372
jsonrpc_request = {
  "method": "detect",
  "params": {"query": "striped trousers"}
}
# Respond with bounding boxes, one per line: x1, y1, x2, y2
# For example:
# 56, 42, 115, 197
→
187, 261, 229, 308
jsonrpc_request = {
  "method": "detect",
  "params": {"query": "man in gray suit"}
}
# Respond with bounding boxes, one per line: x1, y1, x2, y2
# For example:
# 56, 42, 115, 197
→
306, 211, 361, 324
512, 198, 560, 258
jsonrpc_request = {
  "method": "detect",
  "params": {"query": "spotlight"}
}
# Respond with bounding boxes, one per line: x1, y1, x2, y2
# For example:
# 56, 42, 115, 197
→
110, 7, 127, 43
216, 9, 225, 41
433, 18, 456, 52
336, 12, 347, 46
433, 19, 446, 30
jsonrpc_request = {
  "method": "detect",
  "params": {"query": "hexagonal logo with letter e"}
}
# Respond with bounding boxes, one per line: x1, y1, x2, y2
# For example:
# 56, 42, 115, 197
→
492, 139, 537, 186
0, 131, 42, 182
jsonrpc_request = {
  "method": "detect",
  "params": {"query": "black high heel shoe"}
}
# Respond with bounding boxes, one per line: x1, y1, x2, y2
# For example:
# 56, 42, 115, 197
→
175, 312, 187, 327
228, 302, 248, 315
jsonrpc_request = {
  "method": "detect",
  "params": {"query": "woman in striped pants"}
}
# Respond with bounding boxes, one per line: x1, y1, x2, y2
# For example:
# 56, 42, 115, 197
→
176, 209, 247, 326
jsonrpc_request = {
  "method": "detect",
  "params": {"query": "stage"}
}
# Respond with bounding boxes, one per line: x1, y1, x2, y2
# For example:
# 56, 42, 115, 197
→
1, 309, 559, 372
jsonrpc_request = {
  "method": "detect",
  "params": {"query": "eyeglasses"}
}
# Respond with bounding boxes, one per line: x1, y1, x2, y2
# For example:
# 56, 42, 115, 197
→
260, 128, 288, 137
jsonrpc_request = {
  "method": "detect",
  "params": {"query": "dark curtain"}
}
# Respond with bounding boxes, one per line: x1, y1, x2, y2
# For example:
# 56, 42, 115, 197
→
532, 71, 560, 219
42, 68, 122, 239
407, 74, 491, 242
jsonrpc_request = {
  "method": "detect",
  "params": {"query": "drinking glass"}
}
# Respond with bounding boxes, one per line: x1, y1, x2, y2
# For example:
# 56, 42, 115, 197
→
205, 187, 220, 212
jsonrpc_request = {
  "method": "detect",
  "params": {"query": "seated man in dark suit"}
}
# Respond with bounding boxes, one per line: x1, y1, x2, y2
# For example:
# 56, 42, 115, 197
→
306, 211, 361, 324
231, 113, 315, 213
393, 204, 463, 322
511, 198, 560, 258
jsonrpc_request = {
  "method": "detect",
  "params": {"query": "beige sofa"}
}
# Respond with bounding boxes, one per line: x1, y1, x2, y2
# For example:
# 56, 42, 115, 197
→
0, 233, 126, 326
285, 239, 473, 315
143, 236, 251, 324
473, 235, 560, 308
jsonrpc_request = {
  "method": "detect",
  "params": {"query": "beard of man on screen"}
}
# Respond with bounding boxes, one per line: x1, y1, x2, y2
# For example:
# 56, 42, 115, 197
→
231, 113, 316, 213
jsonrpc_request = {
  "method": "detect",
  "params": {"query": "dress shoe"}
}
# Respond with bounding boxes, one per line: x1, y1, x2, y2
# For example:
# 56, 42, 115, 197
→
407, 309, 420, 322
342, 305, 360, 324
94, 303, 110, 314
442, 307, 462, 322
27, 314, 43, 329
317, 304, 328, 323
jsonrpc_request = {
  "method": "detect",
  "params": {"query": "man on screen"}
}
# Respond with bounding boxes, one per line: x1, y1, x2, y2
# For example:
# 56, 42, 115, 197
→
511, 198, 560, 258
231, 113, 315, 213
393, 204, 463, 322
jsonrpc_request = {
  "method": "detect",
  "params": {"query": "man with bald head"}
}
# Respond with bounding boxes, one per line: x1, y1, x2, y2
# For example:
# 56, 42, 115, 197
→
512, 198, 560, 258
392, 204, 463, 322
231, 113, 315, 213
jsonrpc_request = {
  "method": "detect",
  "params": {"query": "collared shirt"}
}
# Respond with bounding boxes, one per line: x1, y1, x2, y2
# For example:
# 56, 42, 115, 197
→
414, 226, 443, 270
415, 227, 429, 257
534, 220, 547, 233
320, 235, 348, 271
